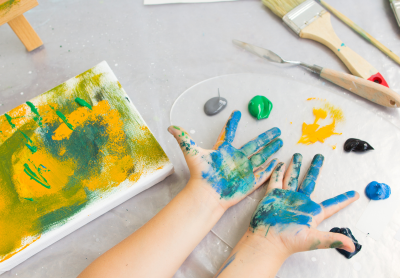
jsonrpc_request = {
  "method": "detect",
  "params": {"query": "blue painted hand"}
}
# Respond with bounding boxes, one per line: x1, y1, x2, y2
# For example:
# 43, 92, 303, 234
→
249, 154, 360, 254
168, 110, 283, 209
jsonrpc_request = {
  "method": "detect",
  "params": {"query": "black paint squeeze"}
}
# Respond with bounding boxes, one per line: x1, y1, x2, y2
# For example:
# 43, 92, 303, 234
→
344, 138, 373, 152
330, 227, 362, 259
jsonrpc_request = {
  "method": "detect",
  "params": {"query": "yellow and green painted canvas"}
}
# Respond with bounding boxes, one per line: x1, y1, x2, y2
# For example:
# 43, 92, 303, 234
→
0, 62, 170, 263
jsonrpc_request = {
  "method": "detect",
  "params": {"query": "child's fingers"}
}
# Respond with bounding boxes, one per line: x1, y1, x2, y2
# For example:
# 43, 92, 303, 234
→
254, 159, 279, 186
266, 162, 285, 192
320, 191, 359, 222
309, 230, 356, 253
282, 153, 302, 191
239, 127, 281, 157
249, 138, 283, 168
168, 125, 201, 158
213, 110, 241, 149
297, 154, 324, 197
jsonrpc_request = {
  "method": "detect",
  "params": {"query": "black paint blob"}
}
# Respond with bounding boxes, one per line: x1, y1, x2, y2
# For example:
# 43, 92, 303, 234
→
330, 227, 362, 259
344, 138, 373, 152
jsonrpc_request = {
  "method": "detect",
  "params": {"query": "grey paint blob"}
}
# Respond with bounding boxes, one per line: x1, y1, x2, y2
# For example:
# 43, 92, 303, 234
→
204, 90, 228, 116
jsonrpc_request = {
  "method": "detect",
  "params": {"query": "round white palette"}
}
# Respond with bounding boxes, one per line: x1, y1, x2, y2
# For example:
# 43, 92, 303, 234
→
170, 73, 400, 277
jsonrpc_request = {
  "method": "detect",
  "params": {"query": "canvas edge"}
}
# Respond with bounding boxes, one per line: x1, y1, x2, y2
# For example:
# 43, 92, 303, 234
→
0, 163, 174, 273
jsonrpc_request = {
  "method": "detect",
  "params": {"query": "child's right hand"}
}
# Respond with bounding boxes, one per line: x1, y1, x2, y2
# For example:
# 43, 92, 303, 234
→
248, 153, 359, 256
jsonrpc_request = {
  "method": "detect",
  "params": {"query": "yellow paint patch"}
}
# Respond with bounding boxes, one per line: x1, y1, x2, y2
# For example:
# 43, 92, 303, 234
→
298, 101, 343, 145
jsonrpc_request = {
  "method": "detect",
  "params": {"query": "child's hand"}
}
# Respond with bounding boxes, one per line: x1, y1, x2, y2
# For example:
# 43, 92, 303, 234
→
168, 110, 282, 210
249, 153, 359, 255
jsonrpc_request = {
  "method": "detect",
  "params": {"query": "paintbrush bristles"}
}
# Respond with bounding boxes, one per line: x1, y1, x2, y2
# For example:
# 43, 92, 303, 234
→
261, 0, 307, 18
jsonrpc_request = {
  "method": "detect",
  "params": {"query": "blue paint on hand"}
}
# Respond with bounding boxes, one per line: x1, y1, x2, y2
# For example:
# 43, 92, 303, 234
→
298, 154, 324, 196
240, 127, 281, 156
250, 138, 283, 168
250, 189, 322, 234
224, 111, 241, 143
365, 181, 391, 200
321, 191, 356, 208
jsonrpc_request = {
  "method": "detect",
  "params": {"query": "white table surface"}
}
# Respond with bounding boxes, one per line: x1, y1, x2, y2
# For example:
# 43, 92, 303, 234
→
1, 0, 400, 277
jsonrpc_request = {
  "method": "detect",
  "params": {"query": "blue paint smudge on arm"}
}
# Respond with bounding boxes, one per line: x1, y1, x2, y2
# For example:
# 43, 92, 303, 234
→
215, 253, 236, 277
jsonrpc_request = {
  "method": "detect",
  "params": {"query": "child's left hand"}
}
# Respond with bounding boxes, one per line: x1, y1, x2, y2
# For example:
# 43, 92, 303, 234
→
168, 110, 283, 210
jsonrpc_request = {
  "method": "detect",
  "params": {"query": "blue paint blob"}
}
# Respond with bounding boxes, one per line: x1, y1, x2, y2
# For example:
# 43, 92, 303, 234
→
365, 181, 391, 200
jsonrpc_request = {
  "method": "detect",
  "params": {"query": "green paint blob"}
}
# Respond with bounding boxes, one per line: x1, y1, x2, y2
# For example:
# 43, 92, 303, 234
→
75, 97, 93, 110
25, 144, 37, 153
330, 241, 343, 248
248, 95, 273, 120
24, 198, 34, 201
4, 113, 15, 128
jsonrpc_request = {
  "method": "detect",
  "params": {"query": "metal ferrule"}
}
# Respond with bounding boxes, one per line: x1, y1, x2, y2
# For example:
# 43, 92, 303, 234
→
282, 0, 326, 35
391, 0, 400, 28
299, 63, 323, 75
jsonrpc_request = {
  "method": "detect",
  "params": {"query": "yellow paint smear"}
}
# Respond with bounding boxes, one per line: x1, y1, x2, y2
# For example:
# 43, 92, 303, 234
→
298, 102, 344, 145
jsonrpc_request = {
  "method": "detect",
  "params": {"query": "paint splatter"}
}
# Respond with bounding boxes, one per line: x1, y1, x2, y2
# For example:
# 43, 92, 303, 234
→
0, 63, 170, 262
298, 101, 344, 145
26, 101, 42, 127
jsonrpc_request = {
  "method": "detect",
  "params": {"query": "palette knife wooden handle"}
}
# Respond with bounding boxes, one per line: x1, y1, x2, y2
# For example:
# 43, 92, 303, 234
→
320, 68, 400, 108
300, 12, 389, 87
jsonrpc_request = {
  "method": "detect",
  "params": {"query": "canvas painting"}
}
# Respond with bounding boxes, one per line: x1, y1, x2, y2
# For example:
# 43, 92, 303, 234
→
0, 61, 173, 269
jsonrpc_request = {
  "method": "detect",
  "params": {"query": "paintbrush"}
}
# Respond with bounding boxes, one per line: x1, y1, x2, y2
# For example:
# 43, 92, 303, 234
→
317, 0, 400, 66
233, 39, 400, 108
261, 0, 389, 87
390, 0, 400, 28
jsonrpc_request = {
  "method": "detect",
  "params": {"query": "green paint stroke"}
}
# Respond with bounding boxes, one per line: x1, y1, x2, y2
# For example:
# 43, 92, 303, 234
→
19, 131, 37, 153
4, 113, 15, 128
23, 163, 51, 189
330, 241, 343, 248
75, 97, 92, 110
26, 101, 43, 126
0, 0, 20, 14
24, 198, 34, 201
55, 110, 74, 130
25, 144, 37, 153
19, 131, 32, 143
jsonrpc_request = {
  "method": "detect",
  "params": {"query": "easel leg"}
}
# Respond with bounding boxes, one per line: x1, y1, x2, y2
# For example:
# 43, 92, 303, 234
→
7, 14, 43, 52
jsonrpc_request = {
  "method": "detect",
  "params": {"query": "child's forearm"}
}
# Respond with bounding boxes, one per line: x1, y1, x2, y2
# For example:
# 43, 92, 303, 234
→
78, 179, 226, 278
214, 230, 288, 278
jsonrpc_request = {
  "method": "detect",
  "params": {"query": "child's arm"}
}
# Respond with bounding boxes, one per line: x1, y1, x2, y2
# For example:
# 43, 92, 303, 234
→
214, 154, 360, 278
78, 111, 283, 278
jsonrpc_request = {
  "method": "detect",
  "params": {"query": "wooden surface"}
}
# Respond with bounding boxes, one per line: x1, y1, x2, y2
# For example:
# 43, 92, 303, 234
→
0, 0, 38, 26
319, 0, 400, 66
7, 14, 42, 51
300, 12, 379, 80
320, 67, 400, 108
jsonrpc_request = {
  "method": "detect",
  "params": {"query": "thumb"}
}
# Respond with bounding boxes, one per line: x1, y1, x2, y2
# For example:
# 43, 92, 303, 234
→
308, 230, 356, 253
168, 125, 201, 158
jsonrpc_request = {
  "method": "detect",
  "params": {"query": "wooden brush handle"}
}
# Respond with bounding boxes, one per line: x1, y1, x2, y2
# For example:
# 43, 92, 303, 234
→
320, 68, 400, 108
300, 12, 388, 87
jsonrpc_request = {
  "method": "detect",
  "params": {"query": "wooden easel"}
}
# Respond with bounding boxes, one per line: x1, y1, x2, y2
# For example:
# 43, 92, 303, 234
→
0, 0, 43, 51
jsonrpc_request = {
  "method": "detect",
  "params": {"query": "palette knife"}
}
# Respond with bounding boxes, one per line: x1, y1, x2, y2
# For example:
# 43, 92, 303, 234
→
233, 39, 400, 108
